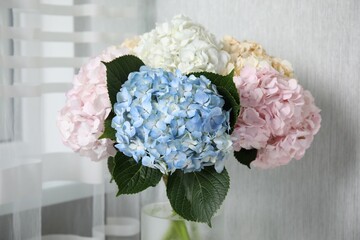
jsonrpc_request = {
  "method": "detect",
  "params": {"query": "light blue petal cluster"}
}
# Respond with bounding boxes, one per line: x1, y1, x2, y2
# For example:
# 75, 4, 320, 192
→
112, 66, 232, 174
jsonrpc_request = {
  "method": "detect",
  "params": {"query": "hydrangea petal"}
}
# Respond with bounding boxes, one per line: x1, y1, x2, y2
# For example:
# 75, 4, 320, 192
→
112, 67, 232, 173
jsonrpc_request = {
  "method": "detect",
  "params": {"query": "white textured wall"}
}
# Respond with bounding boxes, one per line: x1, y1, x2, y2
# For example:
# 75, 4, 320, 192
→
155, 1, 360, 239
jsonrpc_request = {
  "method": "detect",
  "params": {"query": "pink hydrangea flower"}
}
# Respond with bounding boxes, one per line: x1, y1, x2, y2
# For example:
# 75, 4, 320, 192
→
57, 46, 129, 161
232, 66, 321, 168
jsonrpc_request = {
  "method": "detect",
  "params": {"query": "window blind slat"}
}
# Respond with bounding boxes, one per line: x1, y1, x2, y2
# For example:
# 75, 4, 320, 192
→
0, 26, 133, 43
0, 56, 86, 68
0, 83, 72, 98
0, 2, 136, 17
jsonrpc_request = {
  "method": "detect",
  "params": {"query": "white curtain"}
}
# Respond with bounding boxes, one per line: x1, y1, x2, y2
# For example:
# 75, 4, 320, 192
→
154, 0, 360, 239
0, 1, 155, 239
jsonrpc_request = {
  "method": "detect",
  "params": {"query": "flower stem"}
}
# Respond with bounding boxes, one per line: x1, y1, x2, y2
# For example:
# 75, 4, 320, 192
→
162, 174, 168, 186
161, 174, 192, 240
162, 220, 191, 240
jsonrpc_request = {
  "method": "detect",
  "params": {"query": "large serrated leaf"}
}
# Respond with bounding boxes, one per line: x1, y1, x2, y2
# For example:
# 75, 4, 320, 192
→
107, 156, 115, 183
190, 70, 238, 104
189, 70, 240, 133
234, 148, 258, 168
111, 152, 162, 195
215, 86, 240, 132
102, 55, 145, 106
166, 167, 230, 227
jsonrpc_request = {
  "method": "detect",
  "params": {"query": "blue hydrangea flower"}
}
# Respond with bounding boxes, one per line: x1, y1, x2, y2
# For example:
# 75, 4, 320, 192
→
112, 66, 232, 174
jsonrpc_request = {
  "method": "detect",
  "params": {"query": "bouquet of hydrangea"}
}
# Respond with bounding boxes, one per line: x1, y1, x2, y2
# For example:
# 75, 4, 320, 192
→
58, 15, 321, 231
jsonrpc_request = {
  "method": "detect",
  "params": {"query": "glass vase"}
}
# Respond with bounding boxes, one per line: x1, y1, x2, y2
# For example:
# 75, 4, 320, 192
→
141, 202, 224, 240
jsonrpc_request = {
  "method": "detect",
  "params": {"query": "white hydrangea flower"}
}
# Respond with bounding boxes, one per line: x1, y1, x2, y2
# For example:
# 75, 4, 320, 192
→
134, 15, 230, 75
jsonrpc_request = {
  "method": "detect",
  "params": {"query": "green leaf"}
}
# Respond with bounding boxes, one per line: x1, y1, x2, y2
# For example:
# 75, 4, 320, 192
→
189, 70, 240, 133
166, 167, 230, 227
107, 156, 115, 183
99, 117, 116, 141
102, 55, 145, 106
234, 148, 258, 168
216, 86, 240, 132
190, 70, 238, 105
110, 152, 162, 195
99, 56, 144, 142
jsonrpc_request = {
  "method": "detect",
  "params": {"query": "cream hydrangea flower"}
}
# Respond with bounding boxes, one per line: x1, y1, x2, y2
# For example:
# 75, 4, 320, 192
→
222, 36, 294, 77
121, 36, 140, 54
134, 15, 230, 74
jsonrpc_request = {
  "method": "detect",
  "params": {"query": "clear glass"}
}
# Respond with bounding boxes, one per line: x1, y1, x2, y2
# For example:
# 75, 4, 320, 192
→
141, 202, 224, 240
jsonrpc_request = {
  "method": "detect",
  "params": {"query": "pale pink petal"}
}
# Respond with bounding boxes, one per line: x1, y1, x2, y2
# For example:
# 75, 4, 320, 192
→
57, 45, 130, 161
231, 66, 321, 168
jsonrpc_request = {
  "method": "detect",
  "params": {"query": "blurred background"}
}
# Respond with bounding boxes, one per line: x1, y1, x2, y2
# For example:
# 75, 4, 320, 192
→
0, 0, 359, 239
